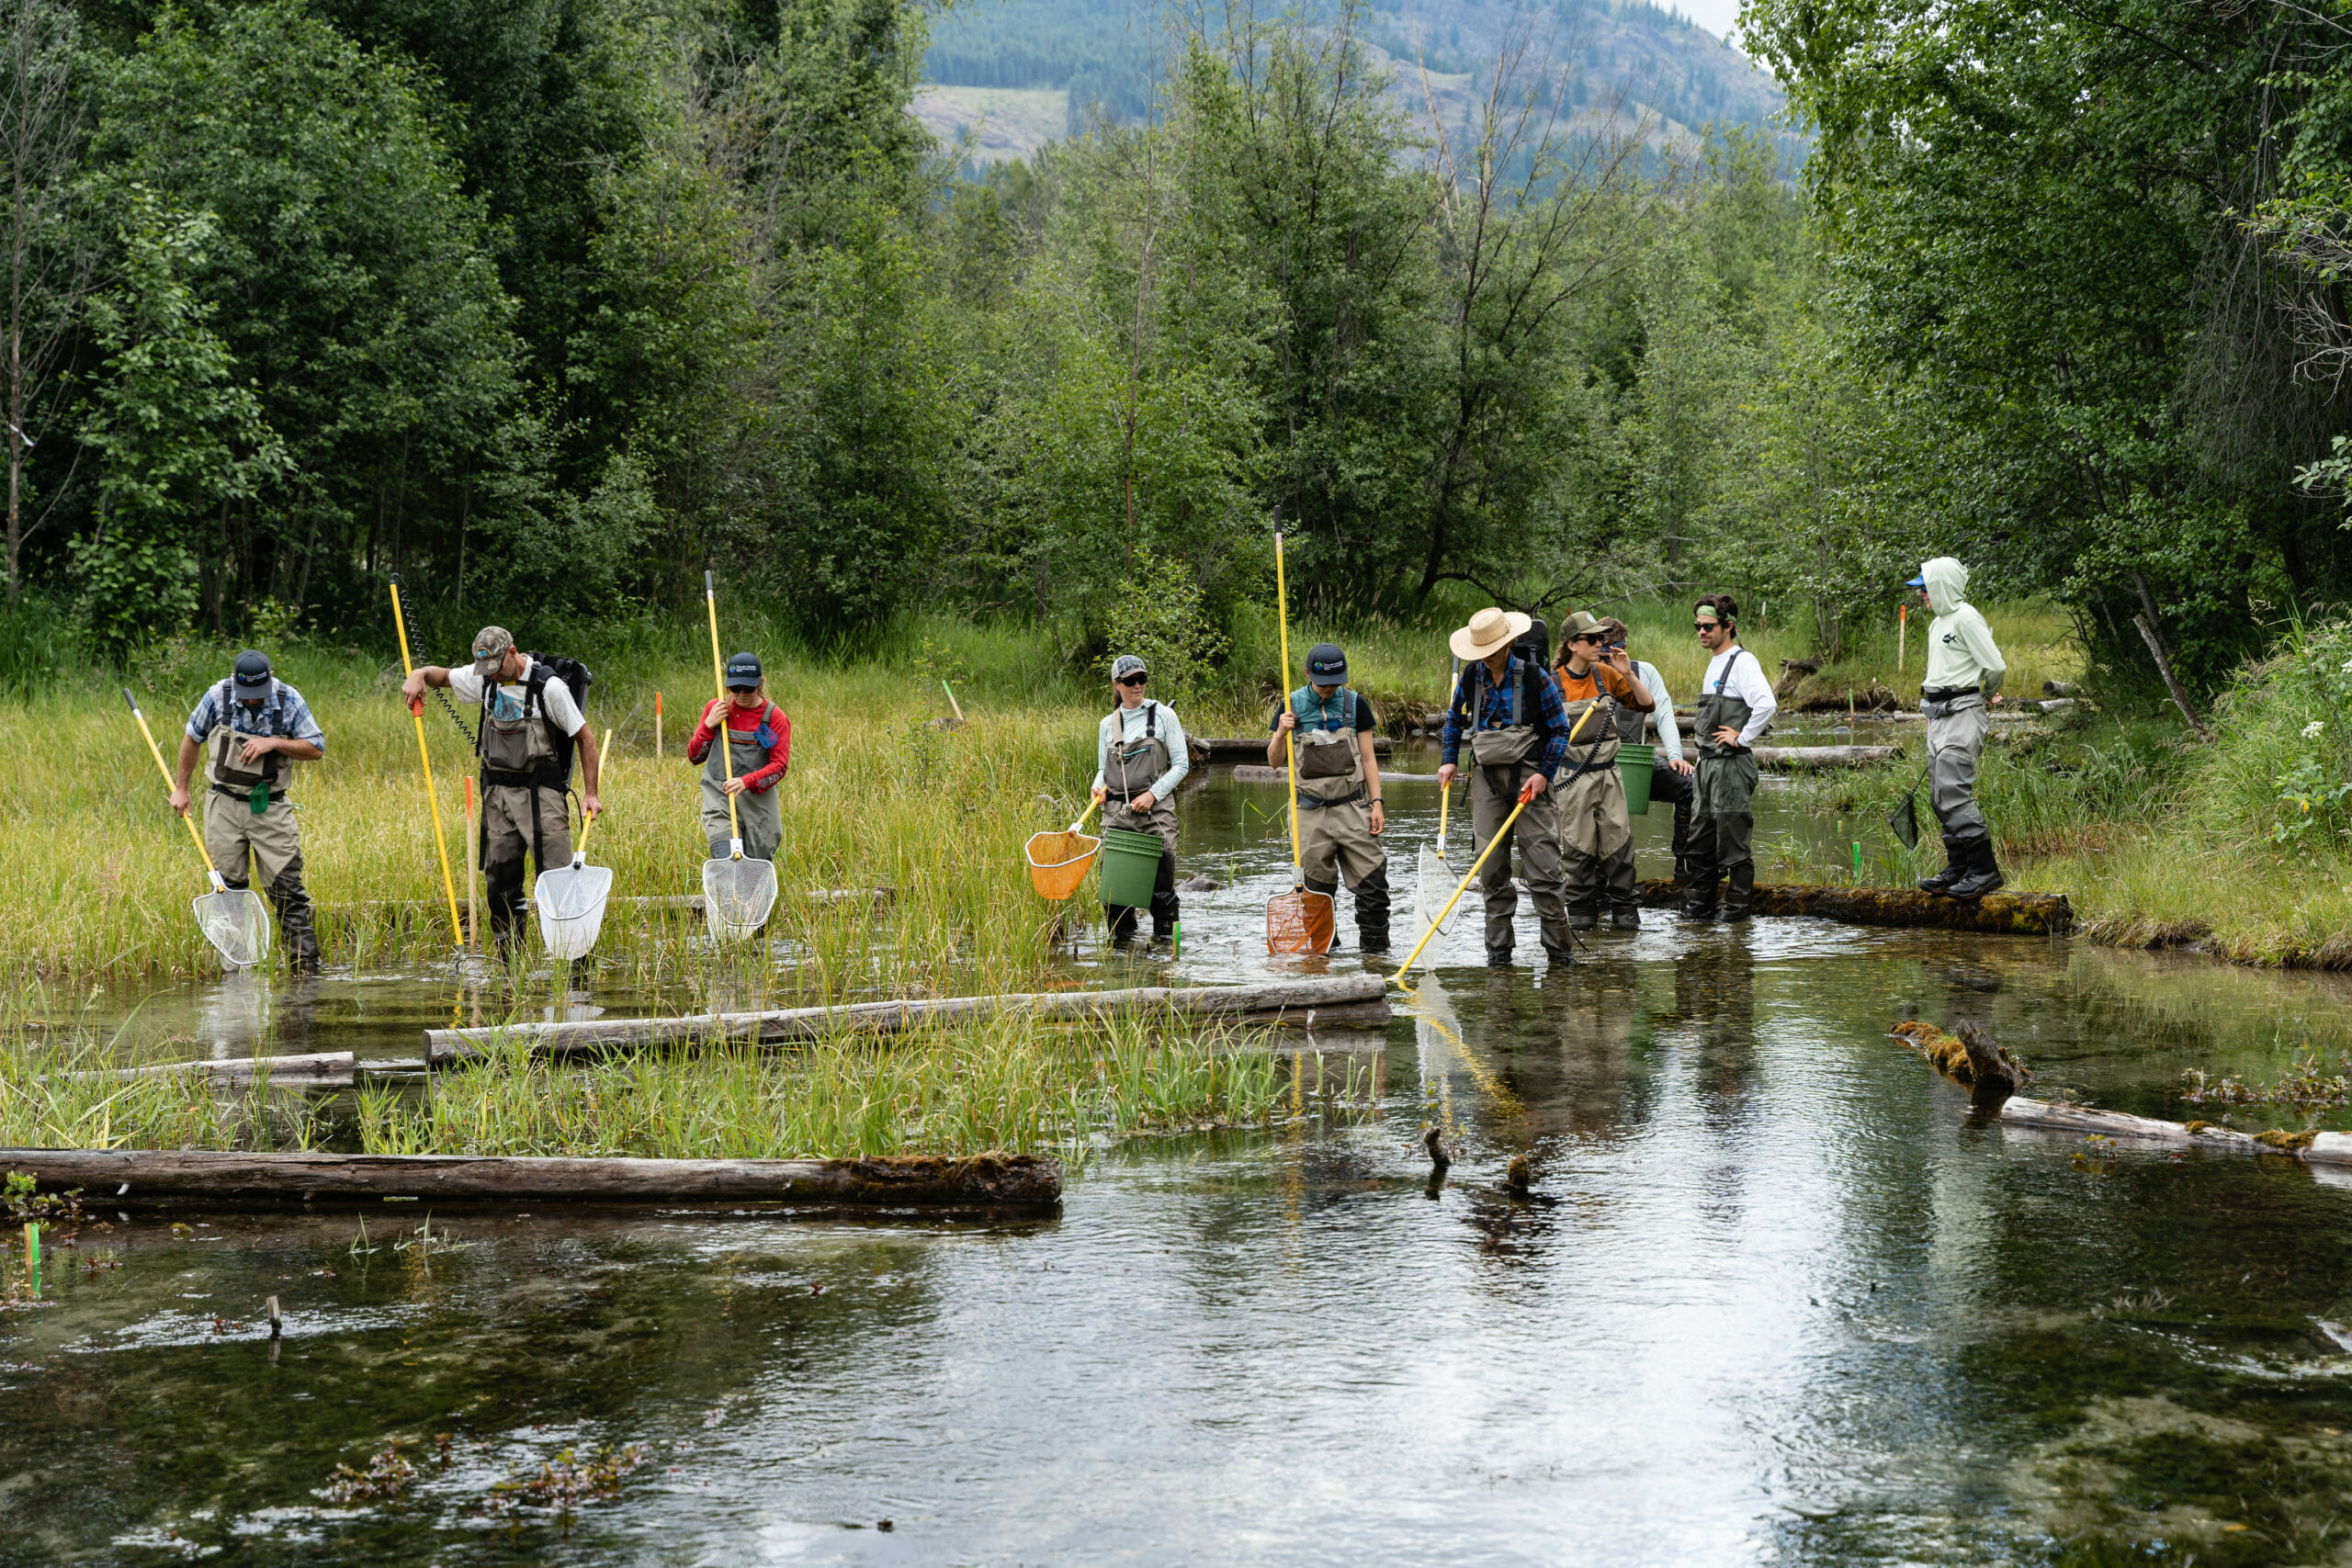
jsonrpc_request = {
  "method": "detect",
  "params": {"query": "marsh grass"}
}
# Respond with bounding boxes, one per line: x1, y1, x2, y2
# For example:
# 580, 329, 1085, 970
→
0, 1026, 324, 1151
358, 1008, 1283, 1159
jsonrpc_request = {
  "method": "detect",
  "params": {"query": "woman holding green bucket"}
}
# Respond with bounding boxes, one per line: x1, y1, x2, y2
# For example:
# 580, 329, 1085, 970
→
1091, 653, 1190, 947
1550, 610, 1655, 931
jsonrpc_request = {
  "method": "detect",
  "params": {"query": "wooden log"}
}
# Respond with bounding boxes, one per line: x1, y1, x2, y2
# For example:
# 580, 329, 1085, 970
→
1999, 1100, 2352, 1171
70, 1051, 356, 1086
424, 975, 1391, 1062
1634, 880, 2070, 934
0, 1148, 1060, 1208
1191, 736, 1392, 761
1753, 746, 1902, 769
1228, 765, 1437, 784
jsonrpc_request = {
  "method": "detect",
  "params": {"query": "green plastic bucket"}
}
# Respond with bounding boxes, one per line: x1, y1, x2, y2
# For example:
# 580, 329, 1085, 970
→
1618, 742, 1656, 816
1101, 828, 1166, 907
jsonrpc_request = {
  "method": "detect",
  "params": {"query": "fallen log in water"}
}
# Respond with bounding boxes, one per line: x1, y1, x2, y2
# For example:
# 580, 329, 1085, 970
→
0, 1148, 1061, 1208
1754, 745, 1903, 769
69, 1051, 356, 1086
1997, 1098, 2352, 1171
1191, 736, 1392, 761
424, 975, 1391, 1062
1228, 765, 1437, 784
1634, 880, 2070, 934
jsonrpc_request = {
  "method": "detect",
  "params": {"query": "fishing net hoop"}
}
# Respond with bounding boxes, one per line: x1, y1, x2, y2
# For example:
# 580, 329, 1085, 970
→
534, 861, 615, 960
1265, 888, 1336, 954
703, 854, 778, 943
1023, 830, 1101, 901
193, 888, 272, 970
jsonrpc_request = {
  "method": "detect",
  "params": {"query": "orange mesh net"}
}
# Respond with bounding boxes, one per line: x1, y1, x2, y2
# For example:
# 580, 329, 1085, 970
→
1266, 888, 1336, 954
1024, 829, 1101, 900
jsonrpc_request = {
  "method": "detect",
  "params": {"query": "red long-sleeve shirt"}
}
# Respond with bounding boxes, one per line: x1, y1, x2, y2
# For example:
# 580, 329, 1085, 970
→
687, 701, 790, 793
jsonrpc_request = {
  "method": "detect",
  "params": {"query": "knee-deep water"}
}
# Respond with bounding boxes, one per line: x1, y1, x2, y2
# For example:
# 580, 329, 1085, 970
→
9, 759, 2352, 1564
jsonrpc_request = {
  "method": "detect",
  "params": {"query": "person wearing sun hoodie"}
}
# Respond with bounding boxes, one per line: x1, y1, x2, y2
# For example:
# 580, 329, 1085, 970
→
1912, 557, 2008, 900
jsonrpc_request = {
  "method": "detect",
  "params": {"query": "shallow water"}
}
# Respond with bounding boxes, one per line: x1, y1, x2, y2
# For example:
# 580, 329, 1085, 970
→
11, 766, 2352, 1563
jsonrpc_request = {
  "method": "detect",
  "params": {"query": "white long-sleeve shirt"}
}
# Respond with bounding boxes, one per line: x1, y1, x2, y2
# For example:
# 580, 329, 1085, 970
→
1091, 701, 1190, 800
1699, 645, 1777, 748
1632, 660, 1682, 763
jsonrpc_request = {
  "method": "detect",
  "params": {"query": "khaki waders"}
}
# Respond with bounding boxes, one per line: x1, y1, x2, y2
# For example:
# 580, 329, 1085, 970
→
702, 708, 785, 863
1462, 661, 1570, 963
1290, 689, 1389, 952
201, 722, 319, 969
1686, 650, 1760, 920
1102, 703, 1179, 942
1555, 685, 1634, 927
477, 687, 572, 945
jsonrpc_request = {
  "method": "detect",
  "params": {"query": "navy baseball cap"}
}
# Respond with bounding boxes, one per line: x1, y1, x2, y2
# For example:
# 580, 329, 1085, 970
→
1305, 642, 1348, 682
724, 651, 763, 690
232, 650, 272, 691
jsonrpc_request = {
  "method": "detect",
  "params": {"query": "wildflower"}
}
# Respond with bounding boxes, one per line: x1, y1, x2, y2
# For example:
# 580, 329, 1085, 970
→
2307, 721, 2328, 740
2339, 657, 2352, 672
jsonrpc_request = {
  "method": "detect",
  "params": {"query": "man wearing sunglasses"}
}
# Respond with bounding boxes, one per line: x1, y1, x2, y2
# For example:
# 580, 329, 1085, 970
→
1091, 654, 1191, 946
1685, 594, 1776, 922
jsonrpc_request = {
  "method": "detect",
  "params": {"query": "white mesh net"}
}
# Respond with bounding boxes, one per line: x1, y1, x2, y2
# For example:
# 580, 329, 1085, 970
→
703, 855, 778, 943
193, 888, 273, 970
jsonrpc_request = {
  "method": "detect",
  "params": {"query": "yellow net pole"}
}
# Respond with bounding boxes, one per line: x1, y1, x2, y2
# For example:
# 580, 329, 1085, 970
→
389, 577, 466, 949
705, 571, 742, 856
1397, 795, 1528, 976
122, 688, 228, 887
1275, 528, 1301, 878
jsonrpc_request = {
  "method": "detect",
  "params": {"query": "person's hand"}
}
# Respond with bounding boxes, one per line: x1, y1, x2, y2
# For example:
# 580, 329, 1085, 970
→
401, 671, 427, 705
236, 735, 278, 767
1091, 785, 1107, 804
1519, 773, 1548, 804
702, 698, 726, 728
721, 776, 748, 797
168, 785, 191, 817
1437, 762, 1457, 787
1671, 758, 1696, 777
1368, 800, 1385, 836
582, 792, 603, 819
1130, 790, 1157, 813
1275, 711, 1296, 733
1712, 726, 1741, 748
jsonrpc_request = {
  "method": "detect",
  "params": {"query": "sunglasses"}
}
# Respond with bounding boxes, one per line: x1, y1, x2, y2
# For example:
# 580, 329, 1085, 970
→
1692, 621, 1720, 632
1117, 673, 1148, 686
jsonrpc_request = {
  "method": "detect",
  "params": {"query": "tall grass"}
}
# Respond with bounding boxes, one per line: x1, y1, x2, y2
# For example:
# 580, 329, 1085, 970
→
0, 1029, 324, 1150
356, 1010, 1283, 1160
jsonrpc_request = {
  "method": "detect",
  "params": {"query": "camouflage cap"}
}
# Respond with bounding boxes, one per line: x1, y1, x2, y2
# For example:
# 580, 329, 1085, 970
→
470, 626, 515, 679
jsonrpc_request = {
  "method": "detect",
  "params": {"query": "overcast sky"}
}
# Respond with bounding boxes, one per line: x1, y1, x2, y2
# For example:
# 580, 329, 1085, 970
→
1678, 0, 1750, 52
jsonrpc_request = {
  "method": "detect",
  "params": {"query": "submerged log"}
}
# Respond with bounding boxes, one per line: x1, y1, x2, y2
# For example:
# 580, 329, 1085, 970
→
1635, 880, 2070, 934
0, 1148, 1061, 1208
1753, 745, 1903, 769
1228, 765, 1437, 784
424, 975, 1391, 1062
1191, 736, 1393, 761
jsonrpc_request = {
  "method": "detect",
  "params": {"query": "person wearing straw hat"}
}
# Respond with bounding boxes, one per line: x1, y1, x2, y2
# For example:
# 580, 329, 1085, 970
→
1911, 557, 2007, 899
1091, 654, 1191, 946
404, 626, 604, 948
1551, 611, 1655, 931
1437, 606, 1578, 966
1268, 641, 1389, 953
1599, 615, 1696, 886
688, 651, 791, 864
169, 650, 326, 972
1684, 594, 1776, 922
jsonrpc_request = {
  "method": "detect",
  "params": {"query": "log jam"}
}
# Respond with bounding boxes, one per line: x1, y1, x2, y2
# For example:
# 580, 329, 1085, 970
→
424, 975, 1391, 1061
0, 1148, 1062, 1208
1635, 880, 2070, 934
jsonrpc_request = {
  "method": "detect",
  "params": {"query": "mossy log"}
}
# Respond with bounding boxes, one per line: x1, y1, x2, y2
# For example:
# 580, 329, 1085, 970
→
0, 1149, 1061, 1209
1891, 1021, 2029, 1099
424, 975, 1390, 1062
1997, 1098, 2352, 1169
1192, 736, 1392, 761
1635, 880, 2070, 934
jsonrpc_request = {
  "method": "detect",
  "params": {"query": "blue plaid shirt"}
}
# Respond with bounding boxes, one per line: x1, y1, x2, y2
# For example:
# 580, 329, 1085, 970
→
185, 678, 326, 754
1440, 655, 1570, 776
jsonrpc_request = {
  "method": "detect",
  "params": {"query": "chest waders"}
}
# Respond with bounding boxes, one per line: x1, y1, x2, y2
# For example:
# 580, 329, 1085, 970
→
477, 672, 571, 874
1463, 660, 1572, 963
205, 682, 286, 815
1466, 661, 1544, 797
1289, 687, 1388, 952
1292, 689, 1365, 806
195, 681, 318, 969
1553, 675, 1633, 924
1103, 701, 1180, 942
1685, 648, 1761, 920
701, 704, 786, 863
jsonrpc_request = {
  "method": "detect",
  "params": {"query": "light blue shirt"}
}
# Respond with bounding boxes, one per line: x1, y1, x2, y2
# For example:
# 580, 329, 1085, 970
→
1091, 701, 1190, 800
185, 678, 326, 754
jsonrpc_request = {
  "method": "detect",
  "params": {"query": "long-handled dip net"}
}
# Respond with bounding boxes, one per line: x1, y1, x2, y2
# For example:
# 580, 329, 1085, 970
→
534, 728, 615, 960
125, 687, 273, 969
1025, 795, 1102, 901
701, 571, 779, 942
1411, 660, 1464, 958
1265, 523, 1335, 954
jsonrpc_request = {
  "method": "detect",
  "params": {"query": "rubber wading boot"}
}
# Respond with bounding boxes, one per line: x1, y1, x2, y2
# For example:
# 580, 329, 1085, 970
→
1917, 836, 1967, 896
1680, 877, 1720, 919
1611, 908, 1642, 931
1947, 839, 2006, 901
1487, 947, 1514, 967
1544, 942, 1576, 966
1718, 863, 1755, 923
1566, 908, 1600, 931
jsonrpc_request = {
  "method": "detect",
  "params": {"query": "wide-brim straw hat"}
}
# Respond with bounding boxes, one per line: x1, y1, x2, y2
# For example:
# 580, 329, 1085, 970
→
1449, 606, 1533, 662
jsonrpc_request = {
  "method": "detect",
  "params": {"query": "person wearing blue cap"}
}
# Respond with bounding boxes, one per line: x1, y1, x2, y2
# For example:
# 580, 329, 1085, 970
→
688, 651, 790, 864
1911, 558, 2007, 898
1268, 641, 1388, 952
1092, 654, 1191, 945
169, 649, 326, 971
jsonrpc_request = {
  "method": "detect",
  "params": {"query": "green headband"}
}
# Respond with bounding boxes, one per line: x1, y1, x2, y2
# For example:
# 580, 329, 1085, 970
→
1694, 607, 1722, 624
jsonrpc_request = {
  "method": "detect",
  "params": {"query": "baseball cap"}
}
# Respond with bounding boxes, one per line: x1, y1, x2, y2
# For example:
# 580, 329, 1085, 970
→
1305, 642, 1348, 683
1111, 654, 1148, 682
1906, 572, 1928, 588
470, 626, 515, 679
724, 651, 763, 690
232, 649, 272, 692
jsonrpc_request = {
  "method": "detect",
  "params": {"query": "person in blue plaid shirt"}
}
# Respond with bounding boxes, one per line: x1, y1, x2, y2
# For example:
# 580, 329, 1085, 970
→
169, 650, 327, 971
1437, 606, 1577, 967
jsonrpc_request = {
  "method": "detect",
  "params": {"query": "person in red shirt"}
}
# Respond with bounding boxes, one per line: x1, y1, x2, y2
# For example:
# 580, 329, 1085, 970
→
688, 652, 790, 862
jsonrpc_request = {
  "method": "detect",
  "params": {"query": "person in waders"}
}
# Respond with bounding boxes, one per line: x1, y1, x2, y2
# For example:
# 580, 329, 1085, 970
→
403, 626, 604, 949
1438, 606, 1577, 966
170, 650, 325, 971
1911, 557, 2008, 898
1600, 616, 1697, 886
688, 652, 790, 865
1091, 654, 1190, 946
1683, 595, 1777, 923
1551, 612, 1655, 931
1267, 641, 1389, 953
